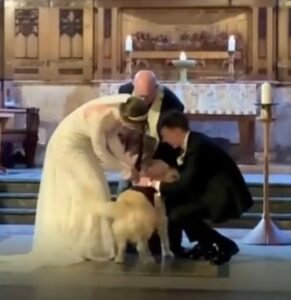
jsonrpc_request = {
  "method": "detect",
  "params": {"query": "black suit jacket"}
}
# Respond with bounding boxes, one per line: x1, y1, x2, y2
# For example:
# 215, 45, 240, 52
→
160, 131, 254, 223
118, 82, 184, 167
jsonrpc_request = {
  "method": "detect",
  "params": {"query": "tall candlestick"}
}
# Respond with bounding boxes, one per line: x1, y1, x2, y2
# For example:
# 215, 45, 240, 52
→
261, 82, 272, 104
228, 35, 236, 52
179, 51, 187, 61
125, 35, 133, 52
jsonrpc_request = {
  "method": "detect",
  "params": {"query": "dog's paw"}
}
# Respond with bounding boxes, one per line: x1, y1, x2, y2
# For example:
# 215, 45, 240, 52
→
141, 256, 155, 265
162, 249, 174, 258
114, 256, 125, 264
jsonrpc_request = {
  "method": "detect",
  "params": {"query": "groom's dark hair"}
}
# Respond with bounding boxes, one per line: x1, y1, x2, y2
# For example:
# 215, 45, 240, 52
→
159, 110, 189, 131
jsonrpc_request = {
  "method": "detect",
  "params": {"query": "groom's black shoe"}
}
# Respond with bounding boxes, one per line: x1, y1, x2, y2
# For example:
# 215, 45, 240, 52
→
209, 240, 239, 265
174, 244, 204, 259
177, 241, 239, 265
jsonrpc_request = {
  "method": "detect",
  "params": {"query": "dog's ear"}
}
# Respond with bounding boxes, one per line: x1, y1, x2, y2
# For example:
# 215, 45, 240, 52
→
163, 169, 180, 182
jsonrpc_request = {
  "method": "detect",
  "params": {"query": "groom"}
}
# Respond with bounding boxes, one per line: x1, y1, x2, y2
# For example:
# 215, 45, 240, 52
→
147, 110, 254, 264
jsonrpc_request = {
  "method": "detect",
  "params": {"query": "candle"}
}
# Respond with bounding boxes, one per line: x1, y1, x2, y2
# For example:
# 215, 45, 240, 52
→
125, 35, 133, 52
179, 51, 187, 61
228, 35, 236, 52
261, 82, 272, 104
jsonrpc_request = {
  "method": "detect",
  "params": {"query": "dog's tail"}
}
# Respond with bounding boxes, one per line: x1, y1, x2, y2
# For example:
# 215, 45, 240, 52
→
95, 201, 123, 219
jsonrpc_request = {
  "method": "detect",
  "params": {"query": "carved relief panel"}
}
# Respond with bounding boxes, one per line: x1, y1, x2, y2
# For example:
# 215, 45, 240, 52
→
4, 0, 93, 81
4, 1, 49, 80
48, 4, 93, 80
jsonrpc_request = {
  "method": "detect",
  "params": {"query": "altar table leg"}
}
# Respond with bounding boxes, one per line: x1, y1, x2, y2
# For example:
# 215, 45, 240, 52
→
238, 119, 256, 164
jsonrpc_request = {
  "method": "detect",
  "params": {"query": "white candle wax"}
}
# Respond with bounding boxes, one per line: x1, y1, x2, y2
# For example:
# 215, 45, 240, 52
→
125, 35, 133, 52
179, 51, 187, 61
261, 82, 272, 104
228, 35, 236, 52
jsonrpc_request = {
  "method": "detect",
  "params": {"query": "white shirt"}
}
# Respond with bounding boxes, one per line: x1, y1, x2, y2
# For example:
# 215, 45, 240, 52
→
182, 131, 190, 153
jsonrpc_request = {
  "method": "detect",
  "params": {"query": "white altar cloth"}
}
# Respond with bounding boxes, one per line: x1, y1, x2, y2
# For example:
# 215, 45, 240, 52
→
99, 82, 257, 115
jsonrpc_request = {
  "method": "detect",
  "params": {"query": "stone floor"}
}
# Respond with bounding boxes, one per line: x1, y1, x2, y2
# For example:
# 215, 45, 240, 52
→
0, 166, 291, 299
0, 226, 291, 299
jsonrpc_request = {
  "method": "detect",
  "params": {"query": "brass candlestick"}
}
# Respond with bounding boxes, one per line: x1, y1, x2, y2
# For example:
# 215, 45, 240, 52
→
242, 102, 291, 245
124, 51, 133, 80
227, 51, 235, 81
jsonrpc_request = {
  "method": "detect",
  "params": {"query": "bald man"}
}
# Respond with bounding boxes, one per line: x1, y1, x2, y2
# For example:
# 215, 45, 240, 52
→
119, 70, 184, 142
118, 70, 184, 256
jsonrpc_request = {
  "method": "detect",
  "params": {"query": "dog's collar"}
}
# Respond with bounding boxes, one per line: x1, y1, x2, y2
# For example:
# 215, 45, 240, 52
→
130, 186, 157, 206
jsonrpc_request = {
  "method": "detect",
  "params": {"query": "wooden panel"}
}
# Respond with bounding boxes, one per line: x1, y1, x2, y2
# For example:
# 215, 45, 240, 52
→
278, 6, 288, 76
252, 7, 259, 75
231, 0, 277, 7
131, 51, 242, 60
258, 7, 267, 59
277, 5, 290, 81
288, 8, 291, 58
4, 2, 49, 80
111, 8, 119, 78
96, 0, 230, 8
48, 7, 93, 81
0, 2, 4, 81
94, 7, 104, 78
103, 8, 111, 59
266, 7, 274, 78
96, 0, 277, 8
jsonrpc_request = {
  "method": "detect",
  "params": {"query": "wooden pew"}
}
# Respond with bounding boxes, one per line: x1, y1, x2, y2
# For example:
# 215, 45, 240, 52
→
0, 108, 40, 168
186, 113, 256, 164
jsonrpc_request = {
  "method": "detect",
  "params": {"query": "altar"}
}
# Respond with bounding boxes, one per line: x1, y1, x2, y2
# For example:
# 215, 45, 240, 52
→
100, 82, 258, 163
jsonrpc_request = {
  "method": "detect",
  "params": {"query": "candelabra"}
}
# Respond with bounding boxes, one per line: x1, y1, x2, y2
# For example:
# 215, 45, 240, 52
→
227, 51, 235, 81
124, 51, 133, 80
243, 102, 291, 245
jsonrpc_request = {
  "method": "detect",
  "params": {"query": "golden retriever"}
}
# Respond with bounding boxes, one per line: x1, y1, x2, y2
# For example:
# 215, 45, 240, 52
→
97, 160, 178, 264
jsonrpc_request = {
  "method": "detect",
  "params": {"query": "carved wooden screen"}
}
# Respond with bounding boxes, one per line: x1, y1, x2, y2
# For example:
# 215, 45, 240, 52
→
4, 0, 49, 80
47, 2, 93, 81
4, 0, 93, 81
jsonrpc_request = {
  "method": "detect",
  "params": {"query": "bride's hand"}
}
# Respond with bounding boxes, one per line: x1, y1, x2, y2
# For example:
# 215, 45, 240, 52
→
142, 160, 169, 180
130, 167, 140, 182
134, 177, 152, 187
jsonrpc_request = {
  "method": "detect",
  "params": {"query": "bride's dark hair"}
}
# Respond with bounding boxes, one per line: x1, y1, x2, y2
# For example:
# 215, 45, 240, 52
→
119, 96, 149, 126
119, 96, 149, 171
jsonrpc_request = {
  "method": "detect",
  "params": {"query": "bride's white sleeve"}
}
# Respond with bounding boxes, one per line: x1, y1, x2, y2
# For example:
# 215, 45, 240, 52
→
89, 113, 132, 179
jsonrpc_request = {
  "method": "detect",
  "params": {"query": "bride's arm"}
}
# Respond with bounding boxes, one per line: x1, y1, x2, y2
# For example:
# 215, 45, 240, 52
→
88, 110, 133, 178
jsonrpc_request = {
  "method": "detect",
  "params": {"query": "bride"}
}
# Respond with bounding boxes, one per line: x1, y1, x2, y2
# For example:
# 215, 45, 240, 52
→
0, 94, 149, 271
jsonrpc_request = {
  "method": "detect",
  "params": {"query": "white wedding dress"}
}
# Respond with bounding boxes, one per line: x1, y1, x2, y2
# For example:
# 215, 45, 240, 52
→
0, 94, 136, 272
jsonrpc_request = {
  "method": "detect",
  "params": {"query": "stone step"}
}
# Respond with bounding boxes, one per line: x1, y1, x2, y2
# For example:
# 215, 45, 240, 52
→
0, 192, 291, 214
1, 207, 291, 230
0, 181, 39, 193
110, 194, 291, 214
0, 193, 37, 209
1, 180, 291, 198
249, 197, 291, 213
247, 183, 291, 198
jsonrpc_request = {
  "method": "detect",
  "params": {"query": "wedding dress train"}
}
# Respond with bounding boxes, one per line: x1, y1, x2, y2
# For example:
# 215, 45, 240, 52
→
0, 94, 135, 272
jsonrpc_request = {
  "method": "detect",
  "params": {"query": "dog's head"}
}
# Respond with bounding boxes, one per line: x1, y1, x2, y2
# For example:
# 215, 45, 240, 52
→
162, 168, 180, 183
142, 159, 179, 183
